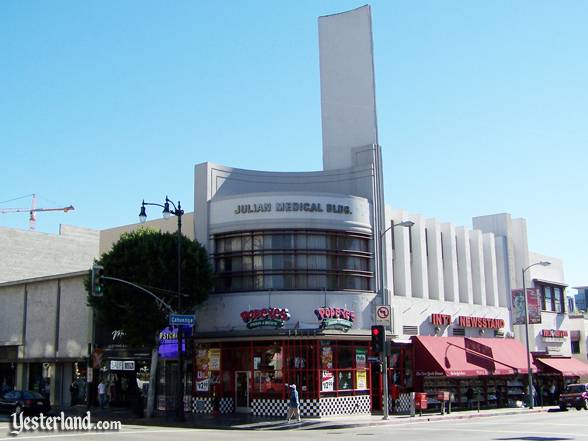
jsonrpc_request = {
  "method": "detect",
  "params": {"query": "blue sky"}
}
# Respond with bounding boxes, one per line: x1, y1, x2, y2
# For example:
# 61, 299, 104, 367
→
1, 1, 586, 288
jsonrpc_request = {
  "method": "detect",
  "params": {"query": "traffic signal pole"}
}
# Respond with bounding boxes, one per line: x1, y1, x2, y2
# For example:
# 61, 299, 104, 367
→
382, 342, 389, 419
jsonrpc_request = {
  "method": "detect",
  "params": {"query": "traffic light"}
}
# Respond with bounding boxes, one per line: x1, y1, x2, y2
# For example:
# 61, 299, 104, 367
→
371, 325, 385, 354
91, 264, 104, 297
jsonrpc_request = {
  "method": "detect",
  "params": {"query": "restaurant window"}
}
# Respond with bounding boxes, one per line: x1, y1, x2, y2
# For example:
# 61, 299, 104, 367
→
284, 340, 317, 399
319, 341, 369, 395
253, 344, 283, 396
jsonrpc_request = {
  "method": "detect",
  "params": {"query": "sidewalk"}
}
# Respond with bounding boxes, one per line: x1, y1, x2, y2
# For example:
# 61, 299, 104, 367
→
56, 404, 559, 431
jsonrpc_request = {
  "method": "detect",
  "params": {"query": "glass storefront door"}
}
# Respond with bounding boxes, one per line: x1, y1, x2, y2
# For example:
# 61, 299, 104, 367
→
235, 371, 250, 412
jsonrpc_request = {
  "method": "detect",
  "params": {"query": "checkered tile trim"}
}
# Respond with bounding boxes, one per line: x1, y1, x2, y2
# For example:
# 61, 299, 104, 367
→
320, 395, 370, 416
251, 396, 370, 418
251, 399, 320, 417
394, 393, 413, 415
192, 397, 234, 414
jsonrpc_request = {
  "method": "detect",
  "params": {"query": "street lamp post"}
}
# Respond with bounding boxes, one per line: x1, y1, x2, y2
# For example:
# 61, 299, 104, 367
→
521, 260, 551, 409
140, 196, 185, 421
378, 220, 414, 420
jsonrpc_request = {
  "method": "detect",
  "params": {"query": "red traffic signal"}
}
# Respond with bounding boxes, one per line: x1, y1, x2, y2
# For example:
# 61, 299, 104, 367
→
371, 325, 385, 353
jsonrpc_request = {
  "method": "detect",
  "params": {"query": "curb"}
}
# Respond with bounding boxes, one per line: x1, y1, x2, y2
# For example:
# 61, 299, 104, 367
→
49, 406, 554, 431
300, 408, 548, 431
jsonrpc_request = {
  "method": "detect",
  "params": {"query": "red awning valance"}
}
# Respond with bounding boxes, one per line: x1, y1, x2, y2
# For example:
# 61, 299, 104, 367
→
413, 336, 536, 378
536, 357, 588, 377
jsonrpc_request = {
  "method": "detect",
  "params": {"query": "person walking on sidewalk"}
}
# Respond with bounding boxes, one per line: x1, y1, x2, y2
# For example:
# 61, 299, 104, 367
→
286, 384, 301, 423
98, 379, 107, 409
466, 387, 474, 409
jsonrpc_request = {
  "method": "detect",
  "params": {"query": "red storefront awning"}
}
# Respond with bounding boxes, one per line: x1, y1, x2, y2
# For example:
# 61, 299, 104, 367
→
536, 357, 588, 377
413, 336, 537, 378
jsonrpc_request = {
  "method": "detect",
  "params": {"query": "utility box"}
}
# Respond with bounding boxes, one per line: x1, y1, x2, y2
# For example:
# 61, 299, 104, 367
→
415, 392, 428, 410
437, 391, 450, 402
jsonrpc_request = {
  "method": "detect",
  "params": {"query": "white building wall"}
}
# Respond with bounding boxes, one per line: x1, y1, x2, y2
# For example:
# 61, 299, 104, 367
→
196, 291, 376, 333
407, 214, 428, 299
456, 226, 473, 304
483, 233, 499, 307
469, 229, 486, 306
389, 209, 411, 298
24, 281, 58, 359
511, 218, 530, 290
472, 213, 517, 298
528, 252, 565, 284
440, 222, 459, 303
494, 236, 510, 308
318, 5, 378, 170
390, 296, 510, 338
425, 218, 444, 301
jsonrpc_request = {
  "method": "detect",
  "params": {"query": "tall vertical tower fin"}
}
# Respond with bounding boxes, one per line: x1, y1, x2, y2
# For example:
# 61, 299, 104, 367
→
318, 5, 379, 171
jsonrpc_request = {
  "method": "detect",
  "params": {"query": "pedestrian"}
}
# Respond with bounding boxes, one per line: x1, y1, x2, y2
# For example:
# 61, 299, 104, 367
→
537, 384, 543, 406
98, 379, 107, 409
285, 384, 301, 423
549, 383, 556, 405
465, 387, 474, 409
70, 381, 79, 406
496, 386, 503, 408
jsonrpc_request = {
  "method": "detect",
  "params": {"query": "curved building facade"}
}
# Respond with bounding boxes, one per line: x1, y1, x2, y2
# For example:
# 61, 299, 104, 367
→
188, 5, 584, 418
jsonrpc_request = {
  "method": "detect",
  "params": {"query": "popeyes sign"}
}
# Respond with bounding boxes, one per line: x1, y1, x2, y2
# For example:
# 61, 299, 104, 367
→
315, 307, 355, 332
240, 307, 291, 329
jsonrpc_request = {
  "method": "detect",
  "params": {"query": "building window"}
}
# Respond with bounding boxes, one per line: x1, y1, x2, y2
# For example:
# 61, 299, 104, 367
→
544, 286, 553, 312
538, 283, 566, 313
213, 229, 373, 293
571, 340, 581, 354
554, 287, 563, 313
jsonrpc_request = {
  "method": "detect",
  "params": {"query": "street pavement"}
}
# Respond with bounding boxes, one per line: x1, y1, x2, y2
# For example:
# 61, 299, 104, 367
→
0, 408, 587, 440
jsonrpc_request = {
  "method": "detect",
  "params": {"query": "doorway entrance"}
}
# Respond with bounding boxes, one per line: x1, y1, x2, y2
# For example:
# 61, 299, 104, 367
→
235, 371, 250, 412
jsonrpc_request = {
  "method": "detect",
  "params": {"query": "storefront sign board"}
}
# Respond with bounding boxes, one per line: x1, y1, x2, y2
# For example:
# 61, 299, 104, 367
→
321, 371, 334, 391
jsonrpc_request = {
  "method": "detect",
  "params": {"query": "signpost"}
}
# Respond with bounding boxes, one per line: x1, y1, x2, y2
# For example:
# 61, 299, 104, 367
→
375, 305, 391, 327
169, 314, 195, 327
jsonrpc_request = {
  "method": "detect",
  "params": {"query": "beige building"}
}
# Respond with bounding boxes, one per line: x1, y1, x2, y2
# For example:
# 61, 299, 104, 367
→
99, 213, 194, 256
0, 225, 99, 284
0, 271, 91, 406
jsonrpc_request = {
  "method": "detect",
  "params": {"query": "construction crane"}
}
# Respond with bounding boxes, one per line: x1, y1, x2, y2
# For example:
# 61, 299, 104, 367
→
0, 194, 74, 231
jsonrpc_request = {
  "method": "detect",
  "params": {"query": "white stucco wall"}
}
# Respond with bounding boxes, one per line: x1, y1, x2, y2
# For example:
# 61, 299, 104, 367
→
196, 291, 376, 333
318, 5, 378, 170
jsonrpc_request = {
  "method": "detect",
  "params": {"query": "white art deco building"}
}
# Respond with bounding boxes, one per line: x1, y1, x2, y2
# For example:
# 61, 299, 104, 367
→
188, 6, 587, 417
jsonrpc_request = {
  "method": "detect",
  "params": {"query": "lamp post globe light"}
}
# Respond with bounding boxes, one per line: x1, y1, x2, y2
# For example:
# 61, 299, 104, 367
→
522, 260, 551, 409
139, 196, 186, 421
378, 220, 414, 420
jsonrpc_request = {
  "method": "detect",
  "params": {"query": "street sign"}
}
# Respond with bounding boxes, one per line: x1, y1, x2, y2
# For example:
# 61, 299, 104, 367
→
375, 305, 391, 326
367, 356, 380, 363
169, 314, 195, 326
86, 368, 93, 383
